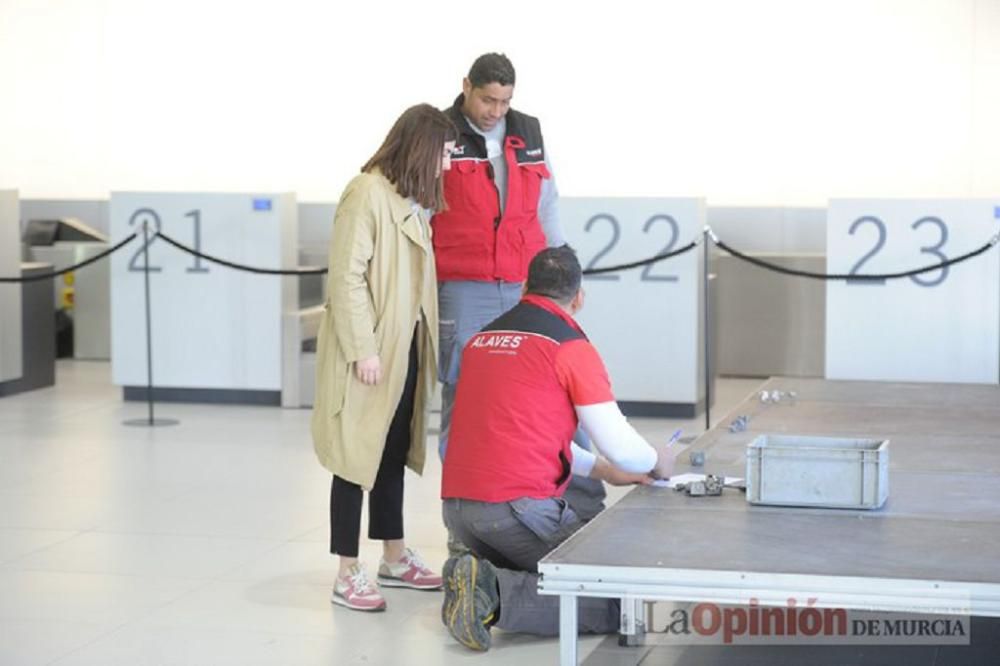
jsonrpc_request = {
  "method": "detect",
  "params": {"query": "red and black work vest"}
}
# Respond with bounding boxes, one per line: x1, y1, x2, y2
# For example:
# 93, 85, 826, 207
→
442, 295, 591, 503
432, 95, 550, 283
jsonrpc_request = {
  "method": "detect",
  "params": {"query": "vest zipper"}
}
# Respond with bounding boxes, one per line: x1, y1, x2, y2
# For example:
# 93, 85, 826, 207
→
487, 162, 502, 229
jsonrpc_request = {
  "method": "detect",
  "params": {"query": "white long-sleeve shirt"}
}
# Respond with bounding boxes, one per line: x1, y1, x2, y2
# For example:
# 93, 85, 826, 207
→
569, 402, 658, 477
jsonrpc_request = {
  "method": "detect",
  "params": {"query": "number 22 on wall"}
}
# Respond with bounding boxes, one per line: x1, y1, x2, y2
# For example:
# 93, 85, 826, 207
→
582, 213, 681, 283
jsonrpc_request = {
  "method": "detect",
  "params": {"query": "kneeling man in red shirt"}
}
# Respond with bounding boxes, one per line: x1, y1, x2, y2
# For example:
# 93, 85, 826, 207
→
440, 245, 670, 651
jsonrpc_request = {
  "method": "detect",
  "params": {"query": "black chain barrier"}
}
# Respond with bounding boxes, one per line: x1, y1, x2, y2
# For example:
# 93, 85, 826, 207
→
3, 228, 996, 284
712, 234, 998, 281
581, 241, 699, 275
155, 232, 328, 275
156, 230, 699, 277
0, 233, 138, 283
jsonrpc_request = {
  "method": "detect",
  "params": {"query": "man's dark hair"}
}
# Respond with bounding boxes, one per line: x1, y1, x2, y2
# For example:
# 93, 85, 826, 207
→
468, 52, 516, 88
525, 246, 582, 305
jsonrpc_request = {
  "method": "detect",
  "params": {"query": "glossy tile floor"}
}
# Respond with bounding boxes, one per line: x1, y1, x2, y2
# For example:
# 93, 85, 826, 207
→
0, 361, 763, 665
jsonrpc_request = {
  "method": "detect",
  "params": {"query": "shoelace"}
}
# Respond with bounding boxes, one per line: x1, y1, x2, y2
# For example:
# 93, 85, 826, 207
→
349, 566, 376, 595
402, 548, 429, 572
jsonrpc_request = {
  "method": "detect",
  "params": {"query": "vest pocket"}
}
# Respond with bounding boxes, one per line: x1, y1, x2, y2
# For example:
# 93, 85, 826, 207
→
518, 162, 550, 211
518, 225, 548, 273
443, 160, 481, 210
433, 226, 492, 278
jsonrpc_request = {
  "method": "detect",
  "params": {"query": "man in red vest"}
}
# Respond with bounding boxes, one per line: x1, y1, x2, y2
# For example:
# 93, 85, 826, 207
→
439, 247, 670, 651
433, 54, 606, 550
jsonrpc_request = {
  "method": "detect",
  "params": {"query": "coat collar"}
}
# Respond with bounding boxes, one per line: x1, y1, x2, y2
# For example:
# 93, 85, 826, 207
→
370, 168, 430, 252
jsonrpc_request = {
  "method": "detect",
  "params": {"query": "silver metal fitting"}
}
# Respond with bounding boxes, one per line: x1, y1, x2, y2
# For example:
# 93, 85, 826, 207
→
703, 225, 720, 244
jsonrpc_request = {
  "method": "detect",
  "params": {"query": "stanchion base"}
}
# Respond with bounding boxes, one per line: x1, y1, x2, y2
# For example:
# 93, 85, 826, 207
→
122, 418, 180, 427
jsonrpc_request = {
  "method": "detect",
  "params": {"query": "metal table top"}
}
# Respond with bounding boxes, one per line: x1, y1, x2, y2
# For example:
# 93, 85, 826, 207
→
540, 378, 1000, 615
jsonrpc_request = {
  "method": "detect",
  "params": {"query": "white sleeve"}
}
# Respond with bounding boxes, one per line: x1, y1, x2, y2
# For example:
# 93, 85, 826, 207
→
538, 155, 565, 247
575, 402, 657, 474
570, 440, 597, 477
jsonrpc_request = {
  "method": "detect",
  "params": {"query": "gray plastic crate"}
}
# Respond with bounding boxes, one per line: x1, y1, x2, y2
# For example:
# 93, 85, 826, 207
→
745, 434, 889, 509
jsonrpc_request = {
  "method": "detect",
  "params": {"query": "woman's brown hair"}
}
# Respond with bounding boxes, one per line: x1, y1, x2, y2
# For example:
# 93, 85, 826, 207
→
361, 104, 458, 211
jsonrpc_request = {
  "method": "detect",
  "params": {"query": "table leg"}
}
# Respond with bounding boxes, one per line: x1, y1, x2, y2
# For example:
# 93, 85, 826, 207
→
560, 594, 578, 666
618, 597, 646, 647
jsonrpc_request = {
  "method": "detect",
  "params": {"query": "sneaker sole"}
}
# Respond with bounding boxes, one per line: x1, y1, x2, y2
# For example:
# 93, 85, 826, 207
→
331, 593, 386, 612
377, 575, 443, 590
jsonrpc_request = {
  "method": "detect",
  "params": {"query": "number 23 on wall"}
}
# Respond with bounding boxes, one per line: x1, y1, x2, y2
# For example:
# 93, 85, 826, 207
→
847, 215, 951, 287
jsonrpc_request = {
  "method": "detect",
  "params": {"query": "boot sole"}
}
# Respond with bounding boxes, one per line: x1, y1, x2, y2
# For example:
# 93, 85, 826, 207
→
444, 555, 491, 651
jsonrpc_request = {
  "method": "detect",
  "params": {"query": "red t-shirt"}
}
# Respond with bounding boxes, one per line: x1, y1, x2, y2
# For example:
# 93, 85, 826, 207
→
441, 295, 613, 502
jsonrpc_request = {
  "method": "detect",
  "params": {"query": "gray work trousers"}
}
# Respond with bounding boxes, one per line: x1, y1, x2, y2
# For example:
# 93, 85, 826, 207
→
437, 280, 522, 461
438, 280, 607, 521
442, 497, 620, 637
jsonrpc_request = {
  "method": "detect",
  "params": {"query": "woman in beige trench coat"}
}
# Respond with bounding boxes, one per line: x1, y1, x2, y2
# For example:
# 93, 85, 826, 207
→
312, 104, 457, 612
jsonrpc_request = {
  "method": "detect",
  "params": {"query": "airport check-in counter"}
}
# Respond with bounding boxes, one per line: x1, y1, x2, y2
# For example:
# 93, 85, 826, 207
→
0, 262, 57, 397
288, 247, 327, 408
1, 191, 23, 388
286, 302, 323, 408
110, 192, 314, 407
1, 190, 56, 397
30, 243, 111, 360
714, 252, 826, 378
23, 218, 112, 360
826, 199, 999, 384
565, 197, 713, 417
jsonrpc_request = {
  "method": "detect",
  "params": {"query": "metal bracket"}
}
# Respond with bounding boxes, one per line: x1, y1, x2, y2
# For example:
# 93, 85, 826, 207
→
675, 474, 725, 496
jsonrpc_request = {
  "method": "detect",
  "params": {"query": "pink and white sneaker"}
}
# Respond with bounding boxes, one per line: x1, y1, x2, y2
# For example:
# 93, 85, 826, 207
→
378, 548, 443, 590
332, 563, 387, 612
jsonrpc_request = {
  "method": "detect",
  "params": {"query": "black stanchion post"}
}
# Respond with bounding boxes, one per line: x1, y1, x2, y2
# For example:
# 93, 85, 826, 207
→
124, 218, 178, 428
142, 219, 155, 424
703, 228, 711, 432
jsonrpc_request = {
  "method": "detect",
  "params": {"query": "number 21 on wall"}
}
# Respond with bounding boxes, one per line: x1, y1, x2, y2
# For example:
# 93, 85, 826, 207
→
126, 208, 210, 274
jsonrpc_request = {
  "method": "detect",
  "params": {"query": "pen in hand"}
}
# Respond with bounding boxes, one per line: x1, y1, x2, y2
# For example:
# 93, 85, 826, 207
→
653, 429, 683, 479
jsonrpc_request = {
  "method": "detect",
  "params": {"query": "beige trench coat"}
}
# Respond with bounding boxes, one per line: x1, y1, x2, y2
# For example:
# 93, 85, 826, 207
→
311, 170, 438, 490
